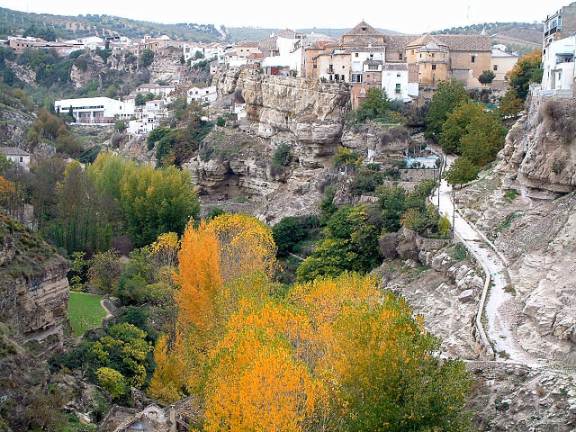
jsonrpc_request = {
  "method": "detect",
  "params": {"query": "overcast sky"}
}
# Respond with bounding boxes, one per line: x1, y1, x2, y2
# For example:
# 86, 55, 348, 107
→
0, 0, 569, 33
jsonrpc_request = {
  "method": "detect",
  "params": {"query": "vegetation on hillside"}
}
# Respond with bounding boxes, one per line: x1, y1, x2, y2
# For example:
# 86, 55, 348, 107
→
0, 6, 222, 41
147, 214, 472, 430
425, 80, 507, 185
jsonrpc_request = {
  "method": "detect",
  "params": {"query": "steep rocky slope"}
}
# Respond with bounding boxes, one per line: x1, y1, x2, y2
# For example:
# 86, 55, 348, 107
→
190, 69, 412, 223
500, 92, 576, 199
0, 213, 69, 353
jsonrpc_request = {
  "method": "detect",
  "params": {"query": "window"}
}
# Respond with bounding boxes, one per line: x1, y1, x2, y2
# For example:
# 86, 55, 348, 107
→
395, 83, 401, 94
431, 53, 435, 58
370, 53, 374, 59
399, 53, 403, 60
432, 64, 437, 70
471, 55, 476, 63
355, 52, 359, 57
493, 65, 498, 71
342, 65, 345, 69
341, 74, 345, 81
397, 73, 401, 78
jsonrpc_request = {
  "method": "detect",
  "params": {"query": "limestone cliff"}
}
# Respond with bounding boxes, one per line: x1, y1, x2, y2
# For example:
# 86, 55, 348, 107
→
217, 68, 350, 166
499, 91, 576, 199
197, 69, 413, 223
0, 213, 69, 353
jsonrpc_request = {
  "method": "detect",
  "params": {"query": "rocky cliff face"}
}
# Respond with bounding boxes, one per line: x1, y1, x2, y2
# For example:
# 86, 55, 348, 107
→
198, 69, 413, 223
0, 213, 69, 353
500, 92, 576, 199
218, 68, 350, 166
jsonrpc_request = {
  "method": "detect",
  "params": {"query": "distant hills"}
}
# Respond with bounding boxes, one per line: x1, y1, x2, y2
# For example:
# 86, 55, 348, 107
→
0, 7, 224, 41
225, 27, 402, 41
433, 22, 543, 53
0, 6, 543, 52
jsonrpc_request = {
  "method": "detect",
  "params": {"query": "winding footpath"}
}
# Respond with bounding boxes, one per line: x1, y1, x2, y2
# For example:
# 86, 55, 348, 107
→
431, 151, 543, 368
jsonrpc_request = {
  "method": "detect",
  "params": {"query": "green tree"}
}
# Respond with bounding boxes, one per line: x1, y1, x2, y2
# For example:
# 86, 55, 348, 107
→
355, 87, 391, 122
445, 157, 481, 186
478, 69, 496, 85
377, 186, 407, 232
96, 367, 127, 400
500, 89, 524, 117
425, 80, 469, 141
439, 102, 485, 154
272, 215, 319, 257
460, 110, 507, 166
88, 250, 123, 293
139, 49, 155, 68
296, 206, 381, 282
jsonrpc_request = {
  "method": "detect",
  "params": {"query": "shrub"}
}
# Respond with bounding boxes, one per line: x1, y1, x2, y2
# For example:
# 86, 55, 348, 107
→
334, 147, 362, 168
445, 157, 480, 186
272, 215, 319, 257
139, 49, 155, 68
478, 70, 496, 85
216, 117, 226, 127
271, 143, 292, 176
96, 367, 127, 400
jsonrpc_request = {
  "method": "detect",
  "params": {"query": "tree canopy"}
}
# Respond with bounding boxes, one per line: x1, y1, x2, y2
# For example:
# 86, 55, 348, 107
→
425, 80, 469, 141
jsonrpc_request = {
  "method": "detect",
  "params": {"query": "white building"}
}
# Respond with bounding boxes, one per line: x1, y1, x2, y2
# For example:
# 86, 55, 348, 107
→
261, 30, 304, 76
542, 36, 576, 92
491, 48, 519, 82
54, 97, 135, 125
187, 86, 217, 104
128, 99, 168, 135
382, 64, 416, 102
136, 83, 176, 98
0, 147, 30, 171
351, 49, 385, 83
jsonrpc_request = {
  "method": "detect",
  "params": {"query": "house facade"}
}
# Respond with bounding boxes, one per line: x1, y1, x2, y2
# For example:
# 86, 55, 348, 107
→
303, 21, 491, 106
542, 35, 576, 93
54, 97, 135, 125
491, 48, 519, 82
0, 147, 30, 171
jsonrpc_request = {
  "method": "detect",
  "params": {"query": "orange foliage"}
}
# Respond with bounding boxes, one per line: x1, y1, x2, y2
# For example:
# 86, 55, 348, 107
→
204, 303, 319, 432
0, 176, 15, 194
207, 213, 277, 281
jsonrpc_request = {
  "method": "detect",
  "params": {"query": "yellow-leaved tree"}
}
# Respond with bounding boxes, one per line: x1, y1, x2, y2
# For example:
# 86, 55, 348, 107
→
149, 214, 277, 402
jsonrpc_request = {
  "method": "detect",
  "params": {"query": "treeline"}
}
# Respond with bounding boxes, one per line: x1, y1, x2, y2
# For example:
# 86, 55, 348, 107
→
147, 214, 472, 431
3, 153, 198, 255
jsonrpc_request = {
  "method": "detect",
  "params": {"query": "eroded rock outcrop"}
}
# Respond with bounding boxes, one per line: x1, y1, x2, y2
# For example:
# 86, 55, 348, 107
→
500, 91, 576, 199
0, 213, 69, 353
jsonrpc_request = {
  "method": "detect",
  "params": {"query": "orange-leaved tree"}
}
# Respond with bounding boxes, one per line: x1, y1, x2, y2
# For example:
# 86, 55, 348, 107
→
150, 214, 277, 402
204, 299, 321, 432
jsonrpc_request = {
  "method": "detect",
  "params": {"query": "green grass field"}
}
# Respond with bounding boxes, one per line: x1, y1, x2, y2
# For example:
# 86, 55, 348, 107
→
68, 291, 107, 337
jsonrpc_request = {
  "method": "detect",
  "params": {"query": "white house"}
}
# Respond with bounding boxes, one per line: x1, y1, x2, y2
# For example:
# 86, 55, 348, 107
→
128, 99, 168, 135
491, 48, 518, 82
351, 49, 385, 83
187, 86, 217, 104
261, 30, 304, 76
136, 83, 176, 98
542, 35, 576, 92
54, 97, 135, 125
0, 147, 30, 171
382, 64, 416, 102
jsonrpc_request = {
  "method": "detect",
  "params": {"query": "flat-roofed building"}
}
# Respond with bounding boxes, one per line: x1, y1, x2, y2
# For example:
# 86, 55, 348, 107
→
54, 97, 135, 125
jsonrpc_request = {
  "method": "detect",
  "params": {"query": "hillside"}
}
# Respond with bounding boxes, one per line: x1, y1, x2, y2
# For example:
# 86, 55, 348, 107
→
0, 6, 223, 41
225, 26, 403, 41
434, 22, 543, 53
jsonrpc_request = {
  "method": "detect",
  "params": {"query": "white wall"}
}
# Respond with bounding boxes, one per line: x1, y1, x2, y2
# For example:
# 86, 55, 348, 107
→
187, 86, 217, 104
542, 36, 576, 91
54, 97, 135, 124
382, 69, 411, 102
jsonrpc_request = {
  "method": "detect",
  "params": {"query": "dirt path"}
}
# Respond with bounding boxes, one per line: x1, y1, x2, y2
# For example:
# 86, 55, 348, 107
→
431, 149, 543, 367
100, 298, 114, 321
